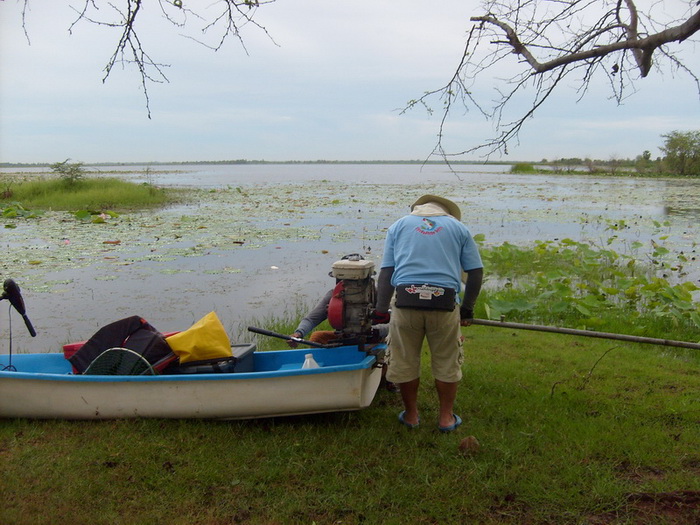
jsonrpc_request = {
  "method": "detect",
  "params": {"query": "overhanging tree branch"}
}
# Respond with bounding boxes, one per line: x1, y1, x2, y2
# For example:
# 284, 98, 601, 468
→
65, 0, 277, 118
472, 8, 700, 77
410, 0, 700, 159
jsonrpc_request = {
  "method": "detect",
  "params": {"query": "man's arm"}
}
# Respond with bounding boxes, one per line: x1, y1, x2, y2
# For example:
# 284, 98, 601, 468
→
292, 289, 334, 338
460, 267, 483, 324
373, 267, 395, 321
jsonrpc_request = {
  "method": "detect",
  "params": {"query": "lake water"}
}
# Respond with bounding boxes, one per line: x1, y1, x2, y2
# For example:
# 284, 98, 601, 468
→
2, 163, 699, 353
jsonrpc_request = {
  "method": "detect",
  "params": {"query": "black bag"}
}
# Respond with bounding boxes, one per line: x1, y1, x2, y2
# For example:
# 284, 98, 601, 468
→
68, 316, 177, 374
394, 284, 456, 311
163, 343, 256, 375
163, 357, 239, 375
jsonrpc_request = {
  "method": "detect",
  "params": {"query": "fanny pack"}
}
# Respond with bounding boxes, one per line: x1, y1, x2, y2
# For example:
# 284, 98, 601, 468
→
394, 284, 456, 311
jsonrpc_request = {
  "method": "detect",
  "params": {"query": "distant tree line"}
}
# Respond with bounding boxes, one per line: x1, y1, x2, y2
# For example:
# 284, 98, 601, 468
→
3, 132, 698, 176
541, 130, 700, 176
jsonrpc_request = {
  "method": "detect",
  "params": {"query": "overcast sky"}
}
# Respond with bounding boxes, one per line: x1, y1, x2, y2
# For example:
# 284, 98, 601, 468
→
1, 1, 698, 164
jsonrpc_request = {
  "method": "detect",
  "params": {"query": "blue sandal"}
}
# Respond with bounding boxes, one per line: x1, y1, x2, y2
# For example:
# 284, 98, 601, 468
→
398, 410, 420, 429
438, 414, 462, 433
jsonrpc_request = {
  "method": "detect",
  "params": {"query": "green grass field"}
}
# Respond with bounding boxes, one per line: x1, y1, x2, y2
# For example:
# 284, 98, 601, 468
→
1, 327, 698, 525
1, 175, 178, 211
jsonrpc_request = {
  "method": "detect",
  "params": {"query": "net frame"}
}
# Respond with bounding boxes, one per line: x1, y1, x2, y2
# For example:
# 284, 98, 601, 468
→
83, 347, 157, 376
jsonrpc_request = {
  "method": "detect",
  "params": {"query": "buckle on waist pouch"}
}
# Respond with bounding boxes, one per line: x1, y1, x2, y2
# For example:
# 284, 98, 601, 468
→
394, 284, 456, 311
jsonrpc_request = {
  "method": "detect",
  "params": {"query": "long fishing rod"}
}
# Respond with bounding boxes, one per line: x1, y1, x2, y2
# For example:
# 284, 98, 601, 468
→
470, 319, 700, 350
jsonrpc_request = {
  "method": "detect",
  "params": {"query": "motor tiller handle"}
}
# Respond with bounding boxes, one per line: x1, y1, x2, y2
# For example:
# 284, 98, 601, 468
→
247, 326, 342, 348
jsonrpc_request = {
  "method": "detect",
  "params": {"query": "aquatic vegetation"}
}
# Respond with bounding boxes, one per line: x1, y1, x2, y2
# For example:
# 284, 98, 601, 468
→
1, 170, 698, 351
73, 210, 120, 223
2, 202, 43, 224
480, 237, 700, 338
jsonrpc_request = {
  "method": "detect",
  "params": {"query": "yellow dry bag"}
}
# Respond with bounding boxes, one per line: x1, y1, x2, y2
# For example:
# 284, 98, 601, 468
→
166, 311, 232, 363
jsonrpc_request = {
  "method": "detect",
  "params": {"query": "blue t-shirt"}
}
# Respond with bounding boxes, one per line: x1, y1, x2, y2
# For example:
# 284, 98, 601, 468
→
380, 214, 482, 293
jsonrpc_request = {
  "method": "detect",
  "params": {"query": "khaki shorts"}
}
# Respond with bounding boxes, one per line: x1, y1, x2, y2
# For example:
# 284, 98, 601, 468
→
385, 302, 464, 384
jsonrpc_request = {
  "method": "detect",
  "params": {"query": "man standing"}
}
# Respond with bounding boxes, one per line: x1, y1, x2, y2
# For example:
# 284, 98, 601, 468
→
374, 194, 483, 432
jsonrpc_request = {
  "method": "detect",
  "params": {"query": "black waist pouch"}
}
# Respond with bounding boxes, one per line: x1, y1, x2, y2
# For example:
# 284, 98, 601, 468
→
394, 284, 456, 311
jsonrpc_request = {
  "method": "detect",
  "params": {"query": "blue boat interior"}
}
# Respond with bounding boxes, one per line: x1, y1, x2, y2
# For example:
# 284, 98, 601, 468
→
0, 344, 385, 380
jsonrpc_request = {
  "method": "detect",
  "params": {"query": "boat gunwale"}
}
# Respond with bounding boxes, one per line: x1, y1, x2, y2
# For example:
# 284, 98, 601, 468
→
0, 345, 382, 383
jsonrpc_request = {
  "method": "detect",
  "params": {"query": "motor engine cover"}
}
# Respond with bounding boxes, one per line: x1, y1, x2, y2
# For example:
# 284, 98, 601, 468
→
331, 259, 375, 280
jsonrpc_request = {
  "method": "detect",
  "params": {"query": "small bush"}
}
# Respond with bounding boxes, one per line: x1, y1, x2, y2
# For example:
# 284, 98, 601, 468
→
50, 159, 85, 187
510, 162, 536, 173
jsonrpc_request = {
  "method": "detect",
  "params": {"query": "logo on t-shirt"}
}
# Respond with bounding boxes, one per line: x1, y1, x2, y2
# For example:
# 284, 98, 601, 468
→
416, 217, 443, 235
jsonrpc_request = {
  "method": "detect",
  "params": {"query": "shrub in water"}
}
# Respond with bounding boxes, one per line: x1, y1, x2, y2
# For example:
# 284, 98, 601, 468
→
50, 159, 85, 187
510, 162, 536, 173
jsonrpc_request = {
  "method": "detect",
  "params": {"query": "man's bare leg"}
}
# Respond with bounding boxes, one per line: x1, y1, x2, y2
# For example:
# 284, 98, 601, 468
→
435, 379, 458, 428
398, 378, 420, 425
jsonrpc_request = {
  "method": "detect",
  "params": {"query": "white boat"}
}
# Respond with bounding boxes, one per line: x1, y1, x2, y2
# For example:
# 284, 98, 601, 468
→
0, 259, 387, 421
0, 344, 385, 420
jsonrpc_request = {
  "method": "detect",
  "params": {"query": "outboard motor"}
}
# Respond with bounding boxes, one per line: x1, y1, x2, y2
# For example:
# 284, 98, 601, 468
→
326, 254, 377, 342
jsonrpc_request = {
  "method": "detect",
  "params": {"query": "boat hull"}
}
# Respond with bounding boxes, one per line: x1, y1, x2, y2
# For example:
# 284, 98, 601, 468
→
0, 346, 384, 420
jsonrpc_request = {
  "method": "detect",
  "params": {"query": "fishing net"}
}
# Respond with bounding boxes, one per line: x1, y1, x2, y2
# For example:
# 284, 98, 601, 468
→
83, 347, 157, 376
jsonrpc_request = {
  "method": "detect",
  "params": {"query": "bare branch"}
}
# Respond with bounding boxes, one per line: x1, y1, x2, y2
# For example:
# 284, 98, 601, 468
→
471, 8, 700, 77
20, 0, 31, 44
408, 0, 700, 160
65, 0, 277, 117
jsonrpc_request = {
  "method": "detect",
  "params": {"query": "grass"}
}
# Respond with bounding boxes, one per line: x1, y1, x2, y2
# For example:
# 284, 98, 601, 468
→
1, 175, 179, 211
1, 328, 699, 524
1, 173, 698, 523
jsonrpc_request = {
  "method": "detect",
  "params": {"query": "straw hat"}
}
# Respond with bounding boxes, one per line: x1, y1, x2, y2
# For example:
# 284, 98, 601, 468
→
411, 194, 461, 221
